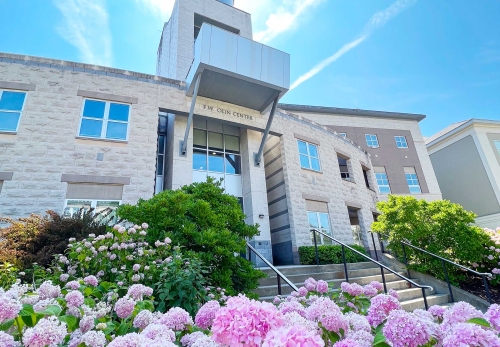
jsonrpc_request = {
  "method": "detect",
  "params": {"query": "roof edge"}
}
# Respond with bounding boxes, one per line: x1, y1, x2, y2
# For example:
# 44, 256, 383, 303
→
278, 103, 426, 122
426, 118, 500, 148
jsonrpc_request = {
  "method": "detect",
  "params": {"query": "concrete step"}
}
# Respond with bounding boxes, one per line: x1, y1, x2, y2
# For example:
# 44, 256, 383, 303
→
400, 294, 450, 311
259, 262, 380, 276
255, 272, 409, 297
259, 267, 396, 287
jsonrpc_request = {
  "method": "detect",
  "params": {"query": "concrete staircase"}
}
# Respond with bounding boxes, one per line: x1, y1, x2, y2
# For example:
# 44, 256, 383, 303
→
256, 262, 450, 311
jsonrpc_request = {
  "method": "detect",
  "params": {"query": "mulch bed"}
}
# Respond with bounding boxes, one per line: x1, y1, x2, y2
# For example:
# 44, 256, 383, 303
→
458, 276, 500, 304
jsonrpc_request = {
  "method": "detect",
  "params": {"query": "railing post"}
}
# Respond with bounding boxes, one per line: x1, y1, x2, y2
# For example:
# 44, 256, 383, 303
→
422, 287, 429, 310
313, 230, 320, 266
441, 259, 454, 303
371, 232, 379, 261
277, 276, 282, 296
341, 244, 349, 283
380, 266, 387, 293
482, 275, 492, 304
402, 243, 411, 278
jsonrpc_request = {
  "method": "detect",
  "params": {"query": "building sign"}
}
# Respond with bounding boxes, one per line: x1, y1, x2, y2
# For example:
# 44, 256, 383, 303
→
201, 105, 254, 121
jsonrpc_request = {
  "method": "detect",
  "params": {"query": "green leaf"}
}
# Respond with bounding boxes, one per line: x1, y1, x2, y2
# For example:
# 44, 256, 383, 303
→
37, 305, 62, 316
59, 315, 78, 330
21, 315, 36, 327
373, 328, 390, 347
19, 304, 35, 316
467, 317, 492, 328
84, 297, 96, 308
116, 322, 130, 336
0, 319, 15, 331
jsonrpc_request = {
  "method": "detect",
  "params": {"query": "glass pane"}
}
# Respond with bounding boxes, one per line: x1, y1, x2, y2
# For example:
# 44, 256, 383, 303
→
106, 122, 128, 140
310, 158, 320, 171
225, 154, 241, 174
79, 119, 103, 138
308, 144, 318, 157
308, 212, 319, 228
95, 201, 120, 223
225, 135, 240, 153
158, 135, 165, 154
318, 213, 330, 229
83, 100, 105, 119
64, 200, 92, 217
108, 103, 129, 121
208, 132, 223, 151
409, 186, 421, 194
193, 129, 207, 148
208, 151, 224, 173
299, 155, 310, 169
0, 91, 26, 111
379, 186, 391, 194
157, 155, 164, 175
193, 150, 207, 170
0, 111, 20, 131
297, 141, 308, 155
322, 231, 333, 245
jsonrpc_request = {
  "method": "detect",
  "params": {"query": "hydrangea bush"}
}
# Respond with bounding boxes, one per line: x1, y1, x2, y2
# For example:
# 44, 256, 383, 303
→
477, 227, 500, 286
3, 275, 500, 347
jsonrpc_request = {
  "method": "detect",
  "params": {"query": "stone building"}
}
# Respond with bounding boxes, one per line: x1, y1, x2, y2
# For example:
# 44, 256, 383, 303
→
0, 0, 440, 265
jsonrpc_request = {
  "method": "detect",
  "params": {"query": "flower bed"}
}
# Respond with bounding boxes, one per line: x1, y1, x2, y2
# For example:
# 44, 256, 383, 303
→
2, 274, 500, 346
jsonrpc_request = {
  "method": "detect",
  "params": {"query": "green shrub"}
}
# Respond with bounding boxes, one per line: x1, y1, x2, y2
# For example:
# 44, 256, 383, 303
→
0, 209, 111, 268
117, 178, 265, 296
299, 244, 368, 265
0, 263, 18, 289
371, 195, 490, 285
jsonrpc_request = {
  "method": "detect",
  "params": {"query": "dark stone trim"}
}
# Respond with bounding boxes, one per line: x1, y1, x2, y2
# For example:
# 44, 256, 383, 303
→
0, 172, 14, 181
264, 153, 281, 168
268, 195, 287, 206
267, 181, 285, 193
345, 201, 362, 209
271, 224, 291, 234
61, 174, 130, 185
264, 141, 280, 157
0, 81, 36, 91
302, 193, 329, 203
265, 167, 283, 180
294, 133, 320, 146
269, 209, 288, 220
77, 90, 138, 104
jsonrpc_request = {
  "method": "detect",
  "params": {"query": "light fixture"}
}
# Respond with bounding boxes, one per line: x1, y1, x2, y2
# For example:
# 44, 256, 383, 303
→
259, 214, 264, 219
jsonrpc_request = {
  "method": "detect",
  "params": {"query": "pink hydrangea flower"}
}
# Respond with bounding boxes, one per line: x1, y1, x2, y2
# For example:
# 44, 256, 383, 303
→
306, 296, 341, 321
279, 300, 306, 317
79, 315, 95, 333
127, 284, 153, 301
133, 310, 154, 329
298, 287, 308, 297
181, 332, 208, 347
363, 285, 378, 297
428, 305, 446, 320
383, 310, 432, 347
262, 325, 324, 347
304, 278, 317, 292
341, 282, 363, 297
80, 331, 106, 347
211, 295, 283, 346
345, 330, 374, 347
37, 281, 61, 300
160, 307, 194, 330
441, 302, 483, 333
142, 223, 149, 229
22, 316, 67, 347
486, 304, 500, 331
0, 331, 18, 347
369, 281, 383, 292
0, 294, 22, 323
114, 297, 136, 319
332, 339, 362, 347
367, 294, 401, 327
320, 310, 349, 335
316, 280, 329, 294
388, 289, 399, 299
141, 323, 175, 341
195, 300, 220, 329
65, 290, 84, 308
345, 312, 371, 333
83, 276, 98, 287
442, 322, 500, 347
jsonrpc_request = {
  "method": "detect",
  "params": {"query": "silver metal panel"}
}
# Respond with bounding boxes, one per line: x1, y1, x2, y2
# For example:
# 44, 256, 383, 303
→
267, 48, 284, 87
236, 36, 262, 81
209, 26, 237, 72
283, 54, 290, 89
260, 45, 271, 86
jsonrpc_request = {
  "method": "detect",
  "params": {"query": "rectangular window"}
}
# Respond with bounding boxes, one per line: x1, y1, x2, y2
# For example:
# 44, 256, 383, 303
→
404, 167, 421, 194
395, 136, 408, 148
308, 211, 332, 245
338, 132, 347, 138
0, 90, 27, 132
78, 99, 130, 141
297, 140, 321, 171
338, 157, 351, 180
363, 168, 370, 189
374, 167, 390, 194
365, 134, 379, 148
63, 199, 120, 223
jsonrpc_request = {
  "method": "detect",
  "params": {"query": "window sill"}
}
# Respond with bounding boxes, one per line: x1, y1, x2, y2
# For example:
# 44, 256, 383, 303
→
0, 132, 17, 140
300, 167, 323, 174
0, 130, 17, 135
76, 136, 128, 144
342, 178, 356, 184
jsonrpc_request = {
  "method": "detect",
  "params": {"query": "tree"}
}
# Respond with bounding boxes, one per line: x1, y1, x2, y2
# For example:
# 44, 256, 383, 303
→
371, 195, 490, 284
117, 178, 265, 295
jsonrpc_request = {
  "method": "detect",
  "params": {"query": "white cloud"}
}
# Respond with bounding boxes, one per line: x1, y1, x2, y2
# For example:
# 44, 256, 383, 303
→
245, 0, 323, 43
135, 0, 175, 20
53, 0, 113, 66
290, 0, 417, 90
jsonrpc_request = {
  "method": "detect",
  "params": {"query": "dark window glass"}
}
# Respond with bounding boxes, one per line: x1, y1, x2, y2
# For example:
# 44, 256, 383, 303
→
208, 132, 223, 151
193, 129, 207, 148
363, 169, 370, 188
225, 135, 240, 153
225, 154, 241, 174
158, 136, 165, 154
157, 156, 164, 175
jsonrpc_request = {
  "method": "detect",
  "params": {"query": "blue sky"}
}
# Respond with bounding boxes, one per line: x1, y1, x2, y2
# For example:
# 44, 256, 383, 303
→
0, 0, 499, 137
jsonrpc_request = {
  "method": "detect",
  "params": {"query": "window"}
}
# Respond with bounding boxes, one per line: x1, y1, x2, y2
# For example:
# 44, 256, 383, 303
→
78, 99, 130, 141
374, 167, 391, 194
0, 90, 26, 132
308, 211, 332, 245
404, 167, 421, 194
338, 133, 347, 138
338, 157, 351, 181
192, 128, 241, 174
365, 134, 379, 148
63, 200, 120, 223
362, 168, 370, 189
494, 140, 500, 155
395, 136, 408, 148
155, 135, 166, 194
298, 140, 321, 171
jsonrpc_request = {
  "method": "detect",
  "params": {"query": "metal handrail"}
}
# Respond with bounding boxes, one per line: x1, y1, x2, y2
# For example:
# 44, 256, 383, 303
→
311, 228, 433, 309
246, 243, 298, 295
371, 231, 493, 304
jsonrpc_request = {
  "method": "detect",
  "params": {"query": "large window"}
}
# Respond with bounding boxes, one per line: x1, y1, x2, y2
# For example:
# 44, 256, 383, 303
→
193, 128, 241, 174
308, 211, 332, 245
365, 134, 379, 148
0, 90, 26, 132
405, 168, 422, 194
63, 200, 120, 223
395, 136, 408, 148
78, 99, 130, 141
375, 173, 391, 193
298, 140, 320, 171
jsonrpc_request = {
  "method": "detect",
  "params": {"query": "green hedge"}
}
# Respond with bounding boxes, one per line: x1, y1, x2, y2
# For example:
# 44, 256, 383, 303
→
298, 244, 368, 265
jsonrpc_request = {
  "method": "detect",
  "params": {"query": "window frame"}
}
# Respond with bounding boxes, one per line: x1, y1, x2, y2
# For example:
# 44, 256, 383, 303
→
0, 89, 28, 133
77, 98, 131, 142
405, 173, 422, 194
297, 140, 321, 172
395, 136, 408, 149
375, 172, 391, 194
308, 211, 332, 245
365, 134, 379, 148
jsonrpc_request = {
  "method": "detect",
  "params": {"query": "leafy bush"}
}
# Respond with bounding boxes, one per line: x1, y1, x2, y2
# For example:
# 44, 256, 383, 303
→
298, 244, 368, 265
0, 263, 18, 289
371, 195, 491, 284
0, 209, 111, 268
117, 178, 265, 296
